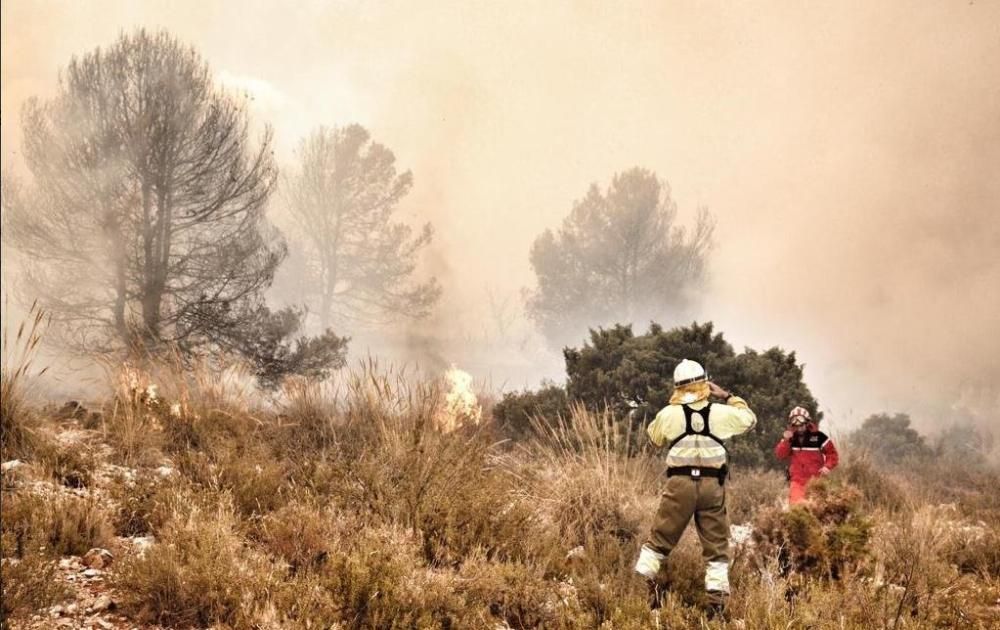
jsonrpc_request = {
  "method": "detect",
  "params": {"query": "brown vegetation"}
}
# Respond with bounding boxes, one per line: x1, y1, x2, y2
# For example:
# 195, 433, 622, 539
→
1, 358, 998, 629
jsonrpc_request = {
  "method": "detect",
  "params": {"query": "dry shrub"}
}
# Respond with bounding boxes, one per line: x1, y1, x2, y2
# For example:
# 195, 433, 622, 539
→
458, 557, 565, 628
840, 455, 909, 513
904, 458, 1000, 522
214, 446, 291, 519
271, 523, 472, 629
106, 470, 181, 536
1, 491, 113, 558
730, 571, 907, 629
870, 503, 1000, 628
947, 522, 1000, 576
0, 555, 69, 624
115, 504, 276, 629
490, 405, 669, 625
657, 531, 710, 606
166, 447, 291, 525
726, 468, 787, 524
891, 503, 1000, 576
417, 467, 539, 567
103, 359, 262, 464
254, 501, 334, 573
33, 438, 98, 489
752, 479, 872, 580
1, 300, 49, 461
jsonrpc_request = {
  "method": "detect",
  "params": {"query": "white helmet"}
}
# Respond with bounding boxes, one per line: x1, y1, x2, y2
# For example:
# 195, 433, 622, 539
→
673, 359, 707, 386
788, 406, 811, 426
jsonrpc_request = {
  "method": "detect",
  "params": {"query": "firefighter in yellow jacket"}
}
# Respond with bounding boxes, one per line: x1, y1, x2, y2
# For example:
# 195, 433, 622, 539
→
634, 359, 757, 614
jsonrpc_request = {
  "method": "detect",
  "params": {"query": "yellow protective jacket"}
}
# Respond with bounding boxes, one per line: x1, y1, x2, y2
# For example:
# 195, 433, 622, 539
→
646, 396, 757, 469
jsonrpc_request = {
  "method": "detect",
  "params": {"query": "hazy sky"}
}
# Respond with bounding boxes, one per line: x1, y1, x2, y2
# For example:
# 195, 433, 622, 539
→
3, 1, 999, 434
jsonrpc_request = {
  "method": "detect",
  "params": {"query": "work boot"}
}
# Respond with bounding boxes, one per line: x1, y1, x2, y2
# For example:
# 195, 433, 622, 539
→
646, 579, 664, 610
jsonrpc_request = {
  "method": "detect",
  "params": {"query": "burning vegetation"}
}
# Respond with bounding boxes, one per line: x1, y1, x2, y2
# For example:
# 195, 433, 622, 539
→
2, 306, 998, 628
2, 13, 999, 630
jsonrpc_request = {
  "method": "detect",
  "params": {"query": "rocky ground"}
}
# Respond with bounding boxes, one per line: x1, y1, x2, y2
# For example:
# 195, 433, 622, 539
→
2, 407, 166, 630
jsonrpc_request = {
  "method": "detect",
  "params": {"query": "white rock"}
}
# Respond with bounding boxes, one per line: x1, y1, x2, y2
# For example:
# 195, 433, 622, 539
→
565, 545, 586, 560
730, 524, 754, 546
82, 568, 101, 578
88, 595, 115, 613
1, 459, 24, 472
155, 465, 175, 478
82, 547, 114, 569
129, 535, 155, 556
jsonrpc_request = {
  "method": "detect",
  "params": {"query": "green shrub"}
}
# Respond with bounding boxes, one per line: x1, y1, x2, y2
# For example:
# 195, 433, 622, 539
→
752, 480, 872, 580
492, 383, 570, 438
848, 413, 931, 464
563, 322, 821, 469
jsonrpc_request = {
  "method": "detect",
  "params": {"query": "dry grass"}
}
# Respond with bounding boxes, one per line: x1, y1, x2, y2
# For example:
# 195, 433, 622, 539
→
33, 437, 99, 489
105, 469, 184, 537
0, 300, 49, 461
114, 503, 277, 628
2, 357, 998, 629
1, 491, 113, 558
0, 554, 70, 624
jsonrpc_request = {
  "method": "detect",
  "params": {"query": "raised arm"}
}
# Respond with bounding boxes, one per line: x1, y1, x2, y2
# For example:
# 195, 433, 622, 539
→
775, 430, 792, 460
706, 382, 757, 438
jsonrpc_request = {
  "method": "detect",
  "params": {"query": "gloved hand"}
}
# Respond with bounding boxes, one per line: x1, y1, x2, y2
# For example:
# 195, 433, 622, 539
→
819, 466, 831, 476
782, 430, 793, 440
708, 382, 730, 399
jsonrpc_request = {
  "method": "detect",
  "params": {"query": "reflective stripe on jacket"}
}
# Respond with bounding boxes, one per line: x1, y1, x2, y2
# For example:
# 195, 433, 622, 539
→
774, 423, 839, 483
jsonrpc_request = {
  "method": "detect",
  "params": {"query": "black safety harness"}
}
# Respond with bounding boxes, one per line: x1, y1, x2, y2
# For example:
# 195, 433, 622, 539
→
666, 402, 729, 485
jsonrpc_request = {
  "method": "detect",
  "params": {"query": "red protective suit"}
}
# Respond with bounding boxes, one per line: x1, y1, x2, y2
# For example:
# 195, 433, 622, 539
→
774, 423, 839, 504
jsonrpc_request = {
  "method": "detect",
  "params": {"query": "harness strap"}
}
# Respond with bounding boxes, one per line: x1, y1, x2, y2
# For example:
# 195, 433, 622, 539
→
668, 403, 727, 451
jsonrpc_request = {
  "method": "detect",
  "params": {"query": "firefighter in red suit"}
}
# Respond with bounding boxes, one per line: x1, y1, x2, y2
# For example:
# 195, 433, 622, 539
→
774, 406, 839, 504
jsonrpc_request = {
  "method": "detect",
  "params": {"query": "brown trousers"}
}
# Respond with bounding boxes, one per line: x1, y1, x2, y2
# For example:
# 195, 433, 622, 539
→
646, 475, 729, 566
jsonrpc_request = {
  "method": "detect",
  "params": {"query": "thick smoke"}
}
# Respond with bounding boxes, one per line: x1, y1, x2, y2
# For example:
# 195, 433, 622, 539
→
2, 1, 998, 434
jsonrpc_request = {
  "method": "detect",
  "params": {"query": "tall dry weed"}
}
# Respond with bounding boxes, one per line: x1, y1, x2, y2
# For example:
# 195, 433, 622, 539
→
102, 362, 165, 465
518, 404, 659, 547
274, 376, 339, 451
0, 300, 49, 460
